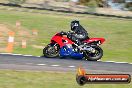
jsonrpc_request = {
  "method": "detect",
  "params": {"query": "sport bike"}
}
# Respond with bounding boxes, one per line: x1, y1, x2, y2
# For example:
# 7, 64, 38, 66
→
43, 31, 105, 61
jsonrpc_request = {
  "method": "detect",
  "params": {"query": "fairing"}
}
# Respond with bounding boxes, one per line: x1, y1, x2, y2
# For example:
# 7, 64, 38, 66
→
83, 38, 105, 44
51, 33, 74, 47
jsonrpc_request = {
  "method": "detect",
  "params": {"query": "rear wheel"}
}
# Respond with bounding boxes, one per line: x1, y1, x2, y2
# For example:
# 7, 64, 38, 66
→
43, 43, 60, 58
84, 46, 103, 61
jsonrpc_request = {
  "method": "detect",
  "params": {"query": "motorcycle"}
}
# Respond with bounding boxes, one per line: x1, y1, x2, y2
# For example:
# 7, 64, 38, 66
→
43, 31, 105, 61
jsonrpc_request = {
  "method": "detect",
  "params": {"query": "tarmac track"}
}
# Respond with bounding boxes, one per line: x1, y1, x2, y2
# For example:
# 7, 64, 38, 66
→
0, 54, 132, 74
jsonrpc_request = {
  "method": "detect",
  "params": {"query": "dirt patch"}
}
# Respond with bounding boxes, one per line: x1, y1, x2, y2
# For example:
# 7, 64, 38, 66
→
0, 24, 11, 34
96, 8, 132, 17
0, 47, 6, 52
16, 26, 32, 37
0, 23, 36, 52
0, 24, 11, 52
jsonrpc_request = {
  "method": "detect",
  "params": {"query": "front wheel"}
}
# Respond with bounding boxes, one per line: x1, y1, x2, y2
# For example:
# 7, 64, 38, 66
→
84, 46, 103, 61
43, 43, 60, 58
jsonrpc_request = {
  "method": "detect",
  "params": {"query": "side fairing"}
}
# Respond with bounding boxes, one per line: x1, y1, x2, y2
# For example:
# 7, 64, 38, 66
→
51, 35, 74, 47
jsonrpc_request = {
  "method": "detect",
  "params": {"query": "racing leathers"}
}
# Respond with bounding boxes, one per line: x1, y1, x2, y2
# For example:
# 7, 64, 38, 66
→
68, 21, 89, 46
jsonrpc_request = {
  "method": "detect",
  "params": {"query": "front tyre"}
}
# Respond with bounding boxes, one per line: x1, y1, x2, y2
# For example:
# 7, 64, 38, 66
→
43, 43, 60, 58
84, 46, 103, 61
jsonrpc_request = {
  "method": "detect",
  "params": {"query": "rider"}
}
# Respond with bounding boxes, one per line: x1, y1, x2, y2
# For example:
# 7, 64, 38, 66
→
68, 20, 89, 46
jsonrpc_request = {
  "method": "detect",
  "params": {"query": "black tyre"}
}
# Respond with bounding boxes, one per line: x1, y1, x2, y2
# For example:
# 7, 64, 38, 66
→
84, 46, 103, 61
43, 43, 60, 58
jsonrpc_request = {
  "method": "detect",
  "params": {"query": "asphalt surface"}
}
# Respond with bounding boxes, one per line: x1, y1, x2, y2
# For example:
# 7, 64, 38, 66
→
0, 54, 132, 74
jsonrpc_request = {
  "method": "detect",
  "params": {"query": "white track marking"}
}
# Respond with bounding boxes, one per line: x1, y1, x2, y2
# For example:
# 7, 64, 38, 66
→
98, 60, 101, 61
37, 64, 46, 66
105, 61, 116, 63
0, 53, 22, 56
12, 54, 23, 55
114, 62, 129, 64
51, 65, 60, 67
68, 66, 75, 68
0, 53, 12, 54
35, 56, 41, 57
23, 55, 33, 56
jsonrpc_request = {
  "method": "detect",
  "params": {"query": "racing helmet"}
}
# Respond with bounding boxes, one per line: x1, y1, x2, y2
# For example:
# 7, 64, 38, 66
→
71, 20, 79, 31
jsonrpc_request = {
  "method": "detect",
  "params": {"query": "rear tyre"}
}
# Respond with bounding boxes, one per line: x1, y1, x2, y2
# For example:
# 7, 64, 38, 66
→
43, 43, 60, 58
84, 46, 103, 61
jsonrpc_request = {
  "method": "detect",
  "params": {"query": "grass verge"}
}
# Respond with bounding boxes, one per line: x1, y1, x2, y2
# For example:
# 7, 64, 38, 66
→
0, 70, 131, 88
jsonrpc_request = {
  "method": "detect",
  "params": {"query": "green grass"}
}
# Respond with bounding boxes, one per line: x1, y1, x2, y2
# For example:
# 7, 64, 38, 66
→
0, 7, 132, 62
0, 70, 131, 88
